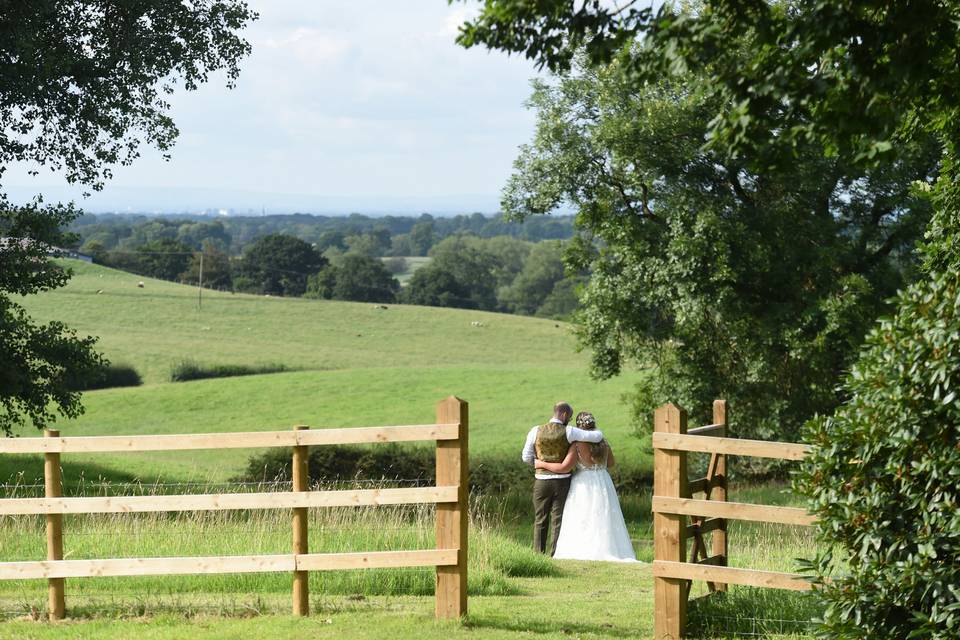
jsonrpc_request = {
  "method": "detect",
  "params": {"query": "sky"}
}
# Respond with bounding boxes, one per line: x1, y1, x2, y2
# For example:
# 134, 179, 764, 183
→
6, 2, 543, 214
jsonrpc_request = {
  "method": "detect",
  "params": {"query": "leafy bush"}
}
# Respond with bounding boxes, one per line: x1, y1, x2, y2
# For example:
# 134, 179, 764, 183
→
67, 362, 142, 391
383, 256, 408, 275
169, 360, 288, 382
795, 270, 960, 639
238, 444, 651, 496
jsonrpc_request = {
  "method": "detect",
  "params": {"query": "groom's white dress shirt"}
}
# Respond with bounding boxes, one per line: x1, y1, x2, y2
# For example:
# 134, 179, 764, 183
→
521, 418, 604, 480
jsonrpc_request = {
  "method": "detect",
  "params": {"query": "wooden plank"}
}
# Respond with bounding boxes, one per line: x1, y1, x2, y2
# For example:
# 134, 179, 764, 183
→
44, 429, 65, 620
297, 424, 459, 446
296, 549, 458, 571
686, 517, 724, 537
653, 497, 816, 526
0, 424, 460, 454
653, 403, 687, 640
0, 486, 459, 516
653, 561, 813, 592
652, 432, 811, 461
711, 400, 728, 592
0, 550, 461, 580
291, 425, 309, 617
0, 431, 297, 453
0, 555, 296, 580
435, 397, 468, 620
687, 423, 724, 436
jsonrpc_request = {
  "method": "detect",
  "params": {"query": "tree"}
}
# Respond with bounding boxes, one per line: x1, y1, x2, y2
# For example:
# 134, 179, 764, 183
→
408, 220, 436, 256
500, 240, 568, 316
0, 199, 105, 436
503, 62, 937, 444
181, 241, 233, 289
306, 255, 400, 303
131, 238, 193, 281
345, 229, 391, 258
402, 236, 499, 310
455, 1, 959, 264
457, 1, 960, 634
237, 234, 326, 296
0, 1, 255, 435
402, 267, 476, 309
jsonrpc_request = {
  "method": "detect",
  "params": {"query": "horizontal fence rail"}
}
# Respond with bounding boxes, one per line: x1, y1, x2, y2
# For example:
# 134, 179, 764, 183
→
0, 486, 459, 516
652, 401, 816, 639
0, 423, 460, 454
653, 497, 816, 527
652, 432, 811, 460
1, 549, 459, 580
0, 398, 469, 621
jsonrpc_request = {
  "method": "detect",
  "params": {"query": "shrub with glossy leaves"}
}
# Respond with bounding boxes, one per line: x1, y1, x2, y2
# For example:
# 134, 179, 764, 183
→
795, 270, 960, 639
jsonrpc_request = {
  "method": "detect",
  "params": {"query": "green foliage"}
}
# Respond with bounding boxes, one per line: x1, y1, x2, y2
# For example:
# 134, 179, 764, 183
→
179, 241, 234, 289
499, 240, 573, 316
505, 62, 936, 447
383, 256, 408, 275
66, 362, 142, 391
307, 254, 400, 303
0, 199, 106, 435
169, 360, 288, 383
131, 238, 193, 281
0, 1, 255, 435
402, 236, 499, 310
795, 271, 960, 639
236, 234, 326, 296
0, 2, 256, 188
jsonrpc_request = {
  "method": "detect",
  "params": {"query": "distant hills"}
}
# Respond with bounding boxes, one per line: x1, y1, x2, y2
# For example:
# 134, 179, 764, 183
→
6, 183, 520, 216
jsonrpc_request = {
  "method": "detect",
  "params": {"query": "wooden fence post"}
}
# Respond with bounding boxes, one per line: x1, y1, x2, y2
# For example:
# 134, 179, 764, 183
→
435, 397, 468, 619
712, 400, 728, 592
292, 425, 310, 616
44, 429, 65, 621
654, 404, 688, 639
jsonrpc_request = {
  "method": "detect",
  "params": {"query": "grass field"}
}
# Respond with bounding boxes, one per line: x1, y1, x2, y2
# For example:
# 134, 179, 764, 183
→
0, 485, 819, 639
8, 260, 643, 484
2, 260, 822, 638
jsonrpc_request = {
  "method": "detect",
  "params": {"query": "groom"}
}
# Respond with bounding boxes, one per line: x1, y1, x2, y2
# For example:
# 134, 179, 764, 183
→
521, 401, 604, 555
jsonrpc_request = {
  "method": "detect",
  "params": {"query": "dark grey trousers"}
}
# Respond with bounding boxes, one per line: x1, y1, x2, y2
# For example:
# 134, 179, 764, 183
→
532, 477, 572, 555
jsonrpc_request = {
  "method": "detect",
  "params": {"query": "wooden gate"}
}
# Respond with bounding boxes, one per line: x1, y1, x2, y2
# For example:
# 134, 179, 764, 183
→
652, 401, 815, 639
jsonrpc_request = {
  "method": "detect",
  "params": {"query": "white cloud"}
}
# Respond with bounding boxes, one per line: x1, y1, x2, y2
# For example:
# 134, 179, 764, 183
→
257, 27, 350, 67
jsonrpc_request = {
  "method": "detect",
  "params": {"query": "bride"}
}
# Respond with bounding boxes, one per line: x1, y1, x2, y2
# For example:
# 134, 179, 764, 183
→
535, 411, 638, 562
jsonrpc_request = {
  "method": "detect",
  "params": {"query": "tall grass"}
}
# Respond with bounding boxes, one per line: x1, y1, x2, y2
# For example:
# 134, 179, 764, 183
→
0, 480, 558, 620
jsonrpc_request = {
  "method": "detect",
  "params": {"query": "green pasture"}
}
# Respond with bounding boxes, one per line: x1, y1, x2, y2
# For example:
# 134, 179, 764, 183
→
3, 261, 823, 637
386, 256, 432, 286
7, 260, 644, 484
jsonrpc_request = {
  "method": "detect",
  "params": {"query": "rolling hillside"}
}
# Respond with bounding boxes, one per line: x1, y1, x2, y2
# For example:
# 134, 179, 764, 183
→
7, 260, 646, 483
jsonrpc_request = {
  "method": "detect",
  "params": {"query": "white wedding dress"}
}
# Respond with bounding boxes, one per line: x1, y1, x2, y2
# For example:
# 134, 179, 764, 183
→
552, 446, 638, 562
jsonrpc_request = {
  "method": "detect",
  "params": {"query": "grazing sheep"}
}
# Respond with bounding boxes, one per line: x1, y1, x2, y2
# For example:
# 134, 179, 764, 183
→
137, 281, 144, 288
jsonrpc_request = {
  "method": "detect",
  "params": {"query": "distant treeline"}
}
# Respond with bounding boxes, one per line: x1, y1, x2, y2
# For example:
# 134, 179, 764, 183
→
68, 213, 585, 320
69, 211, 575, 257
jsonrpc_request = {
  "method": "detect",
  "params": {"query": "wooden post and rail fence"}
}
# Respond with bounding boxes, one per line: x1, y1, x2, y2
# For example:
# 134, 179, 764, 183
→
0, 396, 469, 621
652, 400, 816, 639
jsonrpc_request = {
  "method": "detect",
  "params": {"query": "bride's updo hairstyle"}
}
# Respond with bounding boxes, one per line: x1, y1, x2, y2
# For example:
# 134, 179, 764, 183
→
575, 412, 596, 430
576, 412, 607, 460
